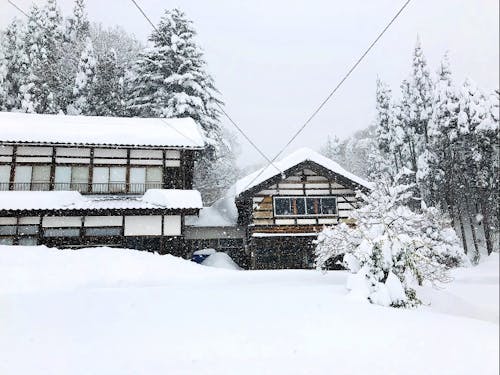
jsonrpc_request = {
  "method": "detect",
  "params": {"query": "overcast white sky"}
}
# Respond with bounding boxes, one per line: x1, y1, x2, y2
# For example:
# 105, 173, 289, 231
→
1, 0, 499, 167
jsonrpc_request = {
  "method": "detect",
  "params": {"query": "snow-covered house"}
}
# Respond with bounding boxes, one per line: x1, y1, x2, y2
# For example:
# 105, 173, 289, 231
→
0, 112, 204, 253
186, 148, 371, 269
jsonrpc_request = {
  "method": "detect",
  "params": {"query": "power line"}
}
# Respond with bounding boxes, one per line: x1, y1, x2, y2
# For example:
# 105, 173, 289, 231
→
127, 0, 282, 173
240, 0, 412, 192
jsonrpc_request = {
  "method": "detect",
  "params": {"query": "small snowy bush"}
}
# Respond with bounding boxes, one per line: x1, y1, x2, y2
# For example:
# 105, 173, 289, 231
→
315, 180, 467, 308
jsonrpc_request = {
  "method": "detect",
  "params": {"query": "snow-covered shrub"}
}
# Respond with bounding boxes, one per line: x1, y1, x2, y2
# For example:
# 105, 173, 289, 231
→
315, 179, 468, 308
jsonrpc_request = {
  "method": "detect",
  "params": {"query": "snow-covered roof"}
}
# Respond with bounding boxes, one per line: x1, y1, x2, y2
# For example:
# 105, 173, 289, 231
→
0, 189, 203, 212
234, 147, 371, 196
185, 194, 238, 227
0, 112, 205, 149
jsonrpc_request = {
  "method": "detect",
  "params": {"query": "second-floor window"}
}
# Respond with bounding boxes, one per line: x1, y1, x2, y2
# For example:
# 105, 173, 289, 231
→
54, 166, 89, 192
14, 165, 51, 191
274, 196, 337, 217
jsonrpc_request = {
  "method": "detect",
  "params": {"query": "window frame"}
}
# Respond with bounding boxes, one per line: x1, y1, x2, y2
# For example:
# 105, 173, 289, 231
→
273, 196, 338, 217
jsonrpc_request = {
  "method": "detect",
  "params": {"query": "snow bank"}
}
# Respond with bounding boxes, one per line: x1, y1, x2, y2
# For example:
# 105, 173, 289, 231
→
201, 252, 241, 270
0, 111, 205, 148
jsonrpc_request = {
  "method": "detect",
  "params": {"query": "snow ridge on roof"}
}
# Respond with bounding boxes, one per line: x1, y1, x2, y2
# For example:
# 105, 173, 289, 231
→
234, 147, 371, 196
0, 189, 203, 211
0, 112, 205, 148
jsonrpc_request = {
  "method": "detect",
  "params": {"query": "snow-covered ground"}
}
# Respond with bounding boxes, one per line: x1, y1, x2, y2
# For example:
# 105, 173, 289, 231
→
0, 245, 498, 375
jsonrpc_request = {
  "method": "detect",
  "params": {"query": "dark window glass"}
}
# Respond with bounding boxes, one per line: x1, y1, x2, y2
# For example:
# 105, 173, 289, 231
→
0, 226, 16, 235
275, 198, 291, 215
18, 237, 38, 246
0, 237, 14, 245
17, 225, 39, 235
321, 198, 337, 215
85, 227, 122, 237
44, 228, 80, 237
306, 198, 320, 215
293, 198, 306, 215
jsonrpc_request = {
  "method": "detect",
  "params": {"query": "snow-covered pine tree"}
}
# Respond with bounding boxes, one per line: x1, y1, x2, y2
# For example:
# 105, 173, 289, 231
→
66, 0, 90, 43
127, 8, 234, 202
419, 53, 459, 209
68, 37, 97, 115
455, 78, 491, 260
320, 135, 341, 160
0, 37, 9, 110
374, 78, 405, 176
88, 49, 125, 116
1, 20, 29, 110
20, 1, 63, 114
409, 36, 433, 146
315, 177, 467, 308
58, 0, 91, 112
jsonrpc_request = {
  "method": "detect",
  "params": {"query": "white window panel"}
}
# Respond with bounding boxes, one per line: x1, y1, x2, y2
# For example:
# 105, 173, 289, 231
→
130, 159, 162, 166
0, 217, 16, 225
110, 167, 126, 183
93, 167, 109, 184
318, 218, 337, 225
18, 217, 40, 225
165, 150, 180, 159
93, 158, 128, 165
146, 167, 162, 183
124, 216, 162, 236
130, 149, 163, 159
54, 166, 71, 189
163, 215, 181, 236
43, 216, 82, 228
56, 147, 90, 157
0, 146, 13, 155
55, 158, 91, 164
275, 219, 295, 225
164, 159, 181, 167
130, 168, 146, 184
84, 216, 122, 227
0, 156, 12, 163
17, 146, 52, 156
94, 148, 127, 158
72, 167, 89, 184
14, 166, 32, 184
296, 219, 317, 225
16, 157, 52, 163
0, 165, 10, 183
32, 166, 50, 183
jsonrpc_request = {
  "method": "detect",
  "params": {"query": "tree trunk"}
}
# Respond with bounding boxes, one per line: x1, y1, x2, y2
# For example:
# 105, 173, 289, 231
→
456, 202, 469, 255
479, 190, 493, 255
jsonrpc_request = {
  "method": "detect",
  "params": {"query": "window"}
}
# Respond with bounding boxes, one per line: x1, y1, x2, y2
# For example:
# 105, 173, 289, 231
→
274, 197, 337, 217
129, 167, 163, 193
84, 227, 122, 236
0, 165, 10, 188
55, 166, 89, 192
13, 166, 50, 191
0, 222, 39, 246
93, 167, 126, 193
44, 228, 80, 237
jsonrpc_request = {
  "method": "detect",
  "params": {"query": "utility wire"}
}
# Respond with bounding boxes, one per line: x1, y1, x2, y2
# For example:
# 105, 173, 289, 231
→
240, 0, 412, 192
128, 0, 282, 173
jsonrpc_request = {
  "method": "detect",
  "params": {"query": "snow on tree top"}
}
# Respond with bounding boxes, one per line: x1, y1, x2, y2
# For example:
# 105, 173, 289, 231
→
0, 112, 206, 148
234, 147, 372, 196
0, 189, 203, 211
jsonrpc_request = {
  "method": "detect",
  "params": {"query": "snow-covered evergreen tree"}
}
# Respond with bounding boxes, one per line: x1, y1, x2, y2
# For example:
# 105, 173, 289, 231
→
1, 20, 29, 110
66, 0, 89, 43
315, 177, 467, 308
88, 49, 125, 116
409, 36, 433, 145
320, 135, 341, 161
127, 8, 234, 202
20, 1, 63, 113
68, 37, 97, 115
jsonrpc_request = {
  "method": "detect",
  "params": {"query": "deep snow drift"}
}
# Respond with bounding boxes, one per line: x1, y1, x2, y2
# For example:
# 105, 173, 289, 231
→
0, 245, 497, 375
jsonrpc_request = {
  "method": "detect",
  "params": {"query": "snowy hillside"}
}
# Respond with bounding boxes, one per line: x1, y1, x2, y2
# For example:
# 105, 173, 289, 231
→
0, 245, 497, 375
